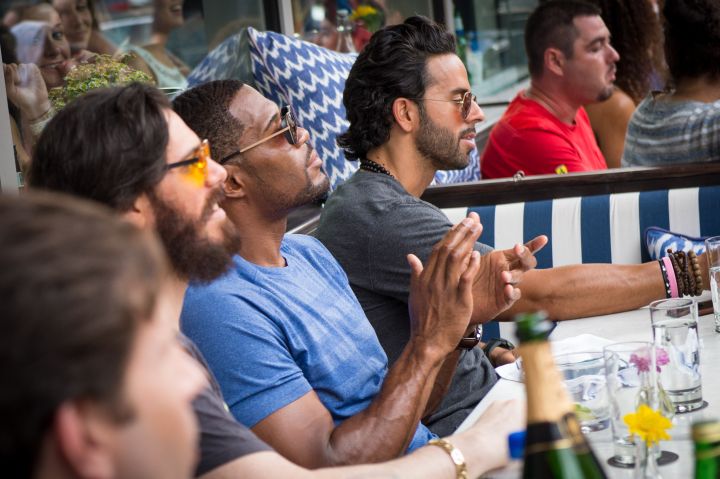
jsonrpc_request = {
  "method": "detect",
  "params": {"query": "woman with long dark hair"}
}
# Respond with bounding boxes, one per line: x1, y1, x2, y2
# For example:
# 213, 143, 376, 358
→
583, 0, 664, 167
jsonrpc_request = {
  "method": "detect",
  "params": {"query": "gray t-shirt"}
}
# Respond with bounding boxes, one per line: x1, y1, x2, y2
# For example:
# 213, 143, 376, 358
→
623, 93, 720, 166
179, 334, 271, 476
316, 171, 497, 436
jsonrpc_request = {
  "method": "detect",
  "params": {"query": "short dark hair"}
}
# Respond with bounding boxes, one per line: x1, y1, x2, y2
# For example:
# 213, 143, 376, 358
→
338, 15, 455, 161
29, 83, 171, 212
663, 0, 720, 84
172, 80, 246, 164
0, 191, 167, 478
526, 1, 601, 78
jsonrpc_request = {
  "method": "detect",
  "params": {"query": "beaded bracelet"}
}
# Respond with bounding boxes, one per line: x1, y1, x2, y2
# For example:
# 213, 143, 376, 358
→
666, 249, 704, 296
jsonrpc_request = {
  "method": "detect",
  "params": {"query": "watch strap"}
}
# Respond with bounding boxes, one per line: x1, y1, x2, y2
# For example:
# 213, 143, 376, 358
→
428, 438, 468, 479
455, 324, 482, 350
482, 337, 515, 358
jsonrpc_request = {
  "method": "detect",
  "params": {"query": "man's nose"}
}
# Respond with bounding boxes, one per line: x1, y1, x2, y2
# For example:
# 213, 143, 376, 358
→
206, 157, 228, 187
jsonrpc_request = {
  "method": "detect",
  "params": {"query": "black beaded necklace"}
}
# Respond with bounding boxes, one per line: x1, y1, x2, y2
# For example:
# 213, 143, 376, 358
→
359, 158, 395, 179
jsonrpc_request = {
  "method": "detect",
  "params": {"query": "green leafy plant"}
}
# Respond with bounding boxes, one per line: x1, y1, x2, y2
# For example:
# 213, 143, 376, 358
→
48, 54, 153, 110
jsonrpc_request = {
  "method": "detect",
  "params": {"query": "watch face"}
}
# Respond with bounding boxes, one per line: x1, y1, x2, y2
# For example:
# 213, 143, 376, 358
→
450, 448, 465, 464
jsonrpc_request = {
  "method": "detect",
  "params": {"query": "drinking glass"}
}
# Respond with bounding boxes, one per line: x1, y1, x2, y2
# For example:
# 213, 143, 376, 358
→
705, 236, 720, 332
604, 342, 659, 466
555, 351, 609, 433
650, 298, 703, 413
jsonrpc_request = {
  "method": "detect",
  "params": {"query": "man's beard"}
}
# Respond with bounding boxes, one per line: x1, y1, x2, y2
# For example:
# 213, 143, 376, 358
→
289, 147, 331, 208
148, 189, 240, 283
596, 85, 614, 102
415, 109, 471, 171
244, 146, 330, 211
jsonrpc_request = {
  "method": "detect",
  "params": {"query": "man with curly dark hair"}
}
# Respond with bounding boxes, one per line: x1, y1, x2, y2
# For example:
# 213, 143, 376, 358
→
584, 0, 664, 167
317, 13, 709, 436
623, 0, 720, 166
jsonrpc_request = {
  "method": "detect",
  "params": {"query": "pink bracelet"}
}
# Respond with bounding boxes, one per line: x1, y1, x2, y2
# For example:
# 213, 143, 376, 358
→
662, 256, 679, 298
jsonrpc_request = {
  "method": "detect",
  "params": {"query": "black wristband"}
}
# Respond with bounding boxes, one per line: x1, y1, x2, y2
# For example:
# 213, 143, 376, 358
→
483, 338, 515, 358
658, 259, 672, 298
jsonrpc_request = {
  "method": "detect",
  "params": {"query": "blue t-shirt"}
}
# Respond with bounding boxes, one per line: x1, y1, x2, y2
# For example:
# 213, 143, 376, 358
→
181, 234, 434, 452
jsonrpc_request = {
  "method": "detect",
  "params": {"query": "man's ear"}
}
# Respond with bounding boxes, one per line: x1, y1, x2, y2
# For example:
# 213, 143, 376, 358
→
222, 164, 247, 200
123, 193, 154, 229
544, 47, 566, 77
391, 97, 419, 133
53, 401, 118, 479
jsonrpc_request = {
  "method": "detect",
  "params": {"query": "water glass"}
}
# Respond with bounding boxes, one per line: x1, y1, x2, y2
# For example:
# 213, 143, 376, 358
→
650, 298, 702, 413
705, 236, 720, 332
555, 351, 609, 433
604, 342, 659, 466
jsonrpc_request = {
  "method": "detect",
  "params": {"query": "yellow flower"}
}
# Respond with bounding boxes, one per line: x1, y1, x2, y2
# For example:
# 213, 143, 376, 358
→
623, 404, 672, 446
351, 5, 378, 20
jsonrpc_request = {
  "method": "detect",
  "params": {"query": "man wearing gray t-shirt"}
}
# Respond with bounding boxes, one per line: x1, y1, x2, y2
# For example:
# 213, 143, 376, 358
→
318, 14, 695, 436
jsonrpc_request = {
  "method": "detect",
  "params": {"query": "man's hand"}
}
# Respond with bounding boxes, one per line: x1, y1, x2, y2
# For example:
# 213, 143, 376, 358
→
407, 213, 483, 358
471, 235, 548, 323
462, 399, 525, 474
487, 346, 518, 367
3, 63, 51, 120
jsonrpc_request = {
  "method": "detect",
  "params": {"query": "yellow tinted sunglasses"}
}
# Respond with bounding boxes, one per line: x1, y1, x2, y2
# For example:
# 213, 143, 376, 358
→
165, 139, 210, 186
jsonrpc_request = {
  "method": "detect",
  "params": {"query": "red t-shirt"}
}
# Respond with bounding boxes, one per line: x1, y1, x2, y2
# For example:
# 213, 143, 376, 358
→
480, 92, 607, 179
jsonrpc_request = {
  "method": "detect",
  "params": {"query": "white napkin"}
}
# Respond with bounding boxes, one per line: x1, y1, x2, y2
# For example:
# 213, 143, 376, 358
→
496, 333, 614, 382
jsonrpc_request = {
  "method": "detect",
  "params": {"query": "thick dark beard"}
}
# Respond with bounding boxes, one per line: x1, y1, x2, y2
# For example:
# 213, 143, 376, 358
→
148, 189, 240, 283
416, 108, 470, 171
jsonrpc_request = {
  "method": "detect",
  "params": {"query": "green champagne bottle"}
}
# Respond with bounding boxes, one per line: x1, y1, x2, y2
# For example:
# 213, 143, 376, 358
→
694, 420, 720, 478
516, 312, 607, 479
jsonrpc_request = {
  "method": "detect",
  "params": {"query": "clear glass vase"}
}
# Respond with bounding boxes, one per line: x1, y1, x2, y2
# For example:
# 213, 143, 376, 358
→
634, 441, 662, 479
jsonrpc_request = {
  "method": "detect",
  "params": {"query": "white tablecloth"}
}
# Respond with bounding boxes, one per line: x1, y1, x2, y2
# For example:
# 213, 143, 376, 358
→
458, 294, 718, 478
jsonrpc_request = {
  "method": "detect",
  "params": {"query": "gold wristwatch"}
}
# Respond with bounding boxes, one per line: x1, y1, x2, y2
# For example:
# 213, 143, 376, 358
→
428, 438, 468, 479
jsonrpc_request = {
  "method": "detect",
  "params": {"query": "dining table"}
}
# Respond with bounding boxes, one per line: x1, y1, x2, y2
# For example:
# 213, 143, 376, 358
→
456, 293, 720, 478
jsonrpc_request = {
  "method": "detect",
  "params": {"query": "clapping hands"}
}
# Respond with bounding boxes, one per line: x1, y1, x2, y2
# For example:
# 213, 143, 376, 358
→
470, 235, 547, 324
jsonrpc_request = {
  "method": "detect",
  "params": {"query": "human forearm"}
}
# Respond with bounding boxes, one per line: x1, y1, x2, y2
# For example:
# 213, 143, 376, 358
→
424, 350, 461, 418
323, 340, 446, 464
201, 442, 472, 479
498, 262, 666, 320
317, 445, 456, 479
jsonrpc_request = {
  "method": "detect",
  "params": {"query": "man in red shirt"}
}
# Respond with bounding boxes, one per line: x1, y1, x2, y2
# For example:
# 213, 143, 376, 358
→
481, 1, 617, 179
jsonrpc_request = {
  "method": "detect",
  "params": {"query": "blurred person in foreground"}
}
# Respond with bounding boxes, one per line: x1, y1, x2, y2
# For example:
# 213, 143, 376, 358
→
0, 191, 205, 479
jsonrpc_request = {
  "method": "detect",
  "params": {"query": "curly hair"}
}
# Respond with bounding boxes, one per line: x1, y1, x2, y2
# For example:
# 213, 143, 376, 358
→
338, 15, 455, 162
172, 80, 246, 164
586, 0, 663, 103
663, 0, 720, 84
